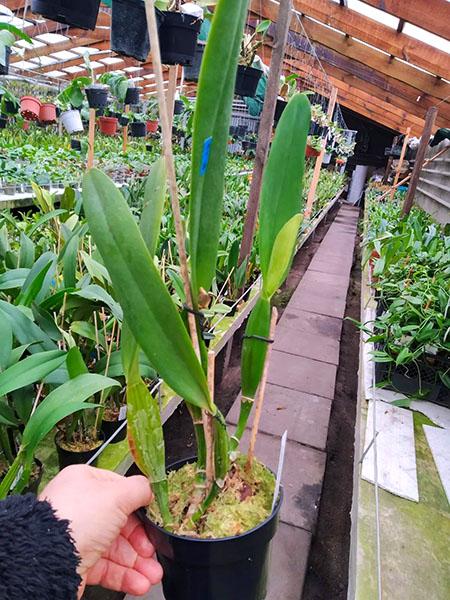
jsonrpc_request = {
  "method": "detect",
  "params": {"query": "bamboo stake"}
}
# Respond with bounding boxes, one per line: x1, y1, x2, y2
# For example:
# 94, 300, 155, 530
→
246, 307, 278, 472
304, 88, 338, 222
203, 351, 216, 494
123, 104, 130, 155
143, 0, 200, 358
94, 318, 117, 436
87, 108, 96, 170
389, 127, 410, 202
93, 311, 100, 360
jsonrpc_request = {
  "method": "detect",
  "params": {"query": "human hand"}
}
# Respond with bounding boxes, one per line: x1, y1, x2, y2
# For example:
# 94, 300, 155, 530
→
39, 465, 163, 598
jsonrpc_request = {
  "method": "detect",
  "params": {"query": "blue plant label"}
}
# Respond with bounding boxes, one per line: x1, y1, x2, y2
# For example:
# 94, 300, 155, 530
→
200, 136, 212, 176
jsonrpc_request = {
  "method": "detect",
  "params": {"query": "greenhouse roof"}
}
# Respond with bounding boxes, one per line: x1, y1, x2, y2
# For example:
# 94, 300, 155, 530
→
1, 0, 449, 134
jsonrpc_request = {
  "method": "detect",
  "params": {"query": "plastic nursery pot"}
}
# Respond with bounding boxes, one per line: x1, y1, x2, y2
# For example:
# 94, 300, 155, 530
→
184, 41, 206, 82
108, 111, 121, 119
111, 0, 164, 62
130, 121, 146, 137
98, 116, 118, 135
55, 432, 105, 471
85, 86, 108, 109
174, 99, 184, 115
70, 138, 81, 151
60, 109, 84, 134
39, 102, 57, 124
125, 86, 140, 106
146, 119, 158, 133
274, 98, 287, 124
235, 65, 263, 98
20, 96, 42, 121
305, 144, 320, 158
0, 46, 11, 75
101, 418, 127, 444
22, 121, 30, 131
138, 457, 283, 600
4, 100, 18, 115
119, 114, 130, 127
23, 458, 44, 495
159, 11, 202, 66
0, 117, 7, 129
31, 0, 101, 30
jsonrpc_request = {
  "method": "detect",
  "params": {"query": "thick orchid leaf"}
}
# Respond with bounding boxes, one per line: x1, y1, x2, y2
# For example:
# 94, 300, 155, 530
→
139, 157, 166, 257
0, 350, 66, 397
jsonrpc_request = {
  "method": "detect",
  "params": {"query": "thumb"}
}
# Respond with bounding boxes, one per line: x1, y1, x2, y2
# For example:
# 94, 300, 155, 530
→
112, 475, 153, 516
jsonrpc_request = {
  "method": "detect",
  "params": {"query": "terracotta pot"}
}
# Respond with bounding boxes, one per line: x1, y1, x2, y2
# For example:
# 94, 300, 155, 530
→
147, 119, 158, 133
39, 102, 57, 124
305, 144, 320, 157
22, 120, 30, 131
20, 96, 42, 121
98, 116, 118, 135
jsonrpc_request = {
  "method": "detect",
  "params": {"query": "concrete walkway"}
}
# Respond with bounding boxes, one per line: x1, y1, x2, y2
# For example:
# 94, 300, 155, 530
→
126, 205, 359, 600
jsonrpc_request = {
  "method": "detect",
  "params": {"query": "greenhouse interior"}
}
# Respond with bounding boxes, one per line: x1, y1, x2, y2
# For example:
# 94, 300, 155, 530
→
0, 1, 448, 599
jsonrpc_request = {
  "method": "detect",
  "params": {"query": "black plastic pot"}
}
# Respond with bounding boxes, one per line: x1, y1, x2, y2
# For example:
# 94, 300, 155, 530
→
24, 458, 44, 495
0, 117, 7, 129
101, 418, 127, 444
174, 99, 184, 115
159, 11, 202, 66
55, 433, 104, 471
0, 46, 11, 75
31, 0, 101, 30
111, 0, 164, 62
119, 114, 130, 126
235, 65, 263, 98
125, 86, 140, 106
130, 121, 146, 137
274, 98, 287, 124
146, 144, 152, 151
95, 107, 105, 117
184, 42, 205, 82
70, 138, 81, 150
86, 87, 108, 109
4, 100, 18, 115
109, 110, 121, 119
139, 457, 283, 600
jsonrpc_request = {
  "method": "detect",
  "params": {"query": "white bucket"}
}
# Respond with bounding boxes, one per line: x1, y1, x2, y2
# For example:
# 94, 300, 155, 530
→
60, 109, 83, 134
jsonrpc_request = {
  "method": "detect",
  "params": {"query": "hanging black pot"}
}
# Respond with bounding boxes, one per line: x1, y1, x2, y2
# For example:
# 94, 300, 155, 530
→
31, 0, 101, 30
274, 98, 287, 124
125, 86, 140, 105
4, 100, 18, 115
138, 457, 283, 600
119, 114, 130, 126
70, 138, 81, 150
101, 418, 127, 444
184, 41, 206, 82
86, 86, 108, 109
55, 432, 105, 470
0, 47, 11, 75
130, 121, 146, 137
159, 11, 202, 66
0, 117, 7, 129
108, 110, 121, 119
173, 99, 184, 115
111, 0, 164, 62
235, 65, 263, 98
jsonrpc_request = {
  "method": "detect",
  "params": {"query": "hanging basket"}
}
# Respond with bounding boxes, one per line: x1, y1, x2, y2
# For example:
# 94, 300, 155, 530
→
31, 0, 101, 30
85, 86, 108, 109
0, 47, 11, 76
98, 116, 118, 135
0, 117, 7, 129
274, 99, 287, 124
130, 121, 146, 137
146, 120, 158, 133
60, 109, 84, 134
20, 96, 42, 121
159, 11, 202, 66
184, 41, 206, 82
125, 86, 140, 106
305, 145, 320, 158
4, 100, 19, 115
39, 102, 57, 124
119, 114, 130, 127
235, 65, 263, 98
111, 0, 164, 62
174, 100, 184, 115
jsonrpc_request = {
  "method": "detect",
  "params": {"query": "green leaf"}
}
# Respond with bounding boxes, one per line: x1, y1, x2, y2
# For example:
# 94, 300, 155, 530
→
73, 284, 123, 321
241, 295, 271, 399
70, 320, 106, 350
139, 157, 166, 257
0, 350, 66, 397
82, 168, 212, 411
0, 400, 17, 426
19, 252, 57, 305
19, 233, 35, 269
0, 300, 56, 354
63, 234, 79, 289
95, 350, 156, 380
0, 268, 30, 290
28, 209, 67, 237
15, 261, 52, 308
189, 0, 249, 297
263, 214, 302, 298
80, 250, 112, 285
0, 315, 12, 371
395, 347, 412, 365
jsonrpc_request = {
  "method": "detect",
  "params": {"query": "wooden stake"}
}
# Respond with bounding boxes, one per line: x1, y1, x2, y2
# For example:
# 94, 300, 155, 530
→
389, 127, 410, 202
203, 351, 216, 494
144, 0, 200, 357
304, 88, 338, 222
123, 104, 130, 155
246, 307, 278, 472
87, 108, 96, 170
402, 106, 438, 216
238, 0, 294, 270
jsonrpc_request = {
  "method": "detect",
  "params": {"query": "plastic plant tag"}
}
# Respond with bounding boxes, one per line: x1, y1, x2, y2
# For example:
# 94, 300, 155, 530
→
200, 137, 213, 176
271, 430, 287, 513
119, 405, 127, 420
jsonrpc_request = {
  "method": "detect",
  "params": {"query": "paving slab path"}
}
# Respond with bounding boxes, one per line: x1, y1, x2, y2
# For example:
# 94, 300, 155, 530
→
126, 204, 360, 600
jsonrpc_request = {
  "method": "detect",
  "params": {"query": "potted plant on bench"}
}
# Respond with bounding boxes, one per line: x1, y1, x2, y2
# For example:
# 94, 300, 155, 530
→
235, 19, 270, 97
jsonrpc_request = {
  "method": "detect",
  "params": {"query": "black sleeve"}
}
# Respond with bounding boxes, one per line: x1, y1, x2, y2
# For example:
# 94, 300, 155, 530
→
0, 493, 82, 600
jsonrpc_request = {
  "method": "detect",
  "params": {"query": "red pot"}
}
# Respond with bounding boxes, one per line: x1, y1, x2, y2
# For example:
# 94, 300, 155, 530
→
20, 96, 42, 121
98, 116, 118, 135
39, 102, 57, 124
22, 120, 30, 131
305, 145, 320, 157
147, 120, 158, 133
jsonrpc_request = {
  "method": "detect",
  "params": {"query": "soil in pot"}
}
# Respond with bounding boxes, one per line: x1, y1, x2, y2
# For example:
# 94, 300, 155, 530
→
141, 455, 280, 600
111, 0, 164, 62
20, 96, 42, 121
86, 86, 108, 109
184, 41, 205, 81
159, 11, 202, 66
55, 431, 104, 470
101, 407, 127, 444
31, 0, 101, 30
98, 116, 118, 135
235, 65, 263, 98
130, 121, 146, 137
125, 86, 140, 105
0, 46, 11, 75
